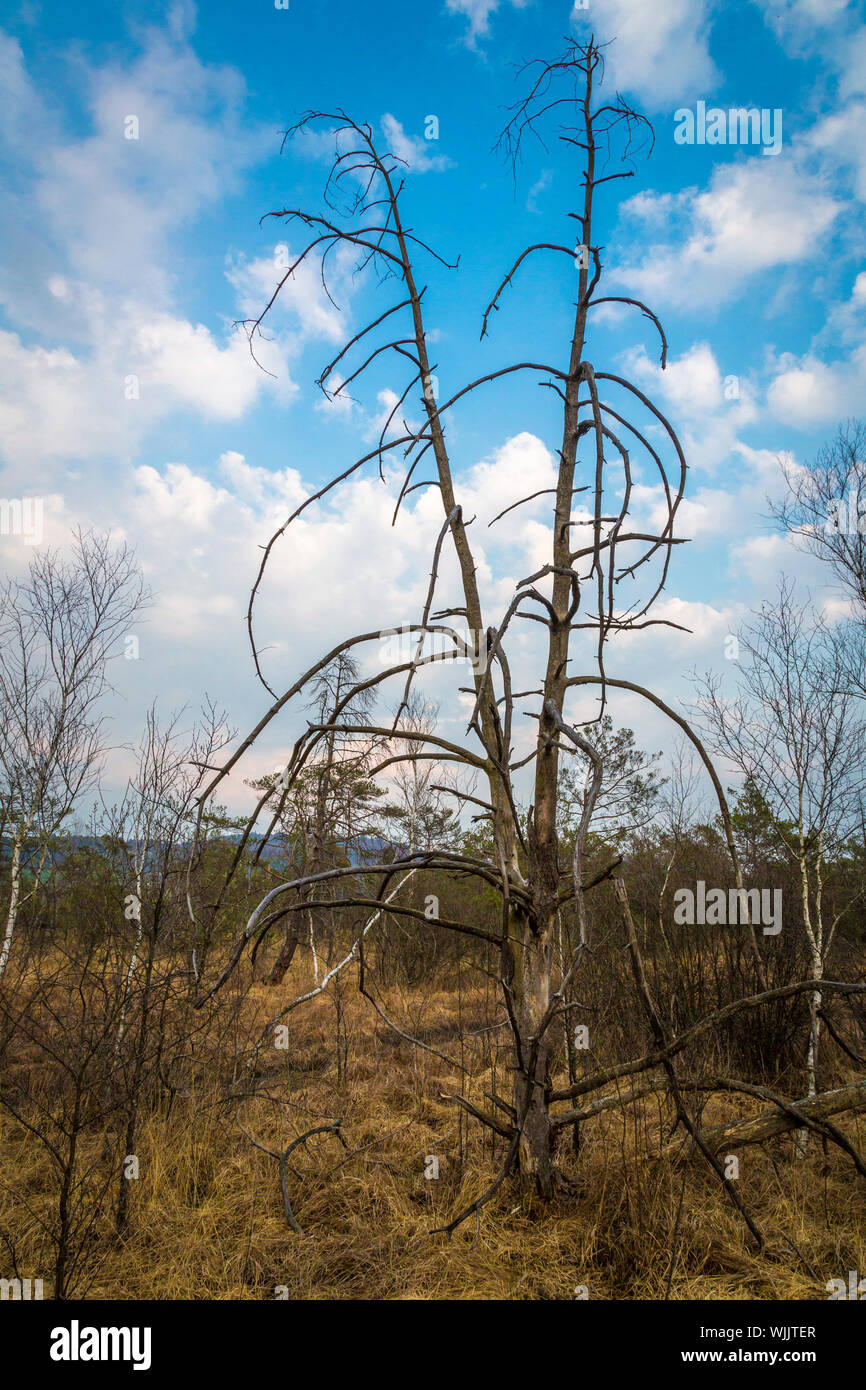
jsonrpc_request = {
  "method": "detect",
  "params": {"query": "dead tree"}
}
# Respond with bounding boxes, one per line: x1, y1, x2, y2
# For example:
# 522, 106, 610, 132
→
188, 41, 864, 1220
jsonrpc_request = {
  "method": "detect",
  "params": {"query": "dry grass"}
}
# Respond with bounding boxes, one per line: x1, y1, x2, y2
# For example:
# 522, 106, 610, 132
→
1, 960, 864, 1301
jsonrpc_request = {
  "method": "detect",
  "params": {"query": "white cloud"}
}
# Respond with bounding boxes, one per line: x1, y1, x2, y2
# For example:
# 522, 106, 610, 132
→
587, 0, 718, 109
637, 341, 725, 413
618, 158, 840, 309
458, 431, 557, 569
227, 249, 349, 344
752, 0, 853, 53
839, 25, 866, 95
132, 313, 290, 419
625, 342, 759, 474
526, 169, 552, 214
0, 23, 377, 484
444, 0, 526, 43
0, 21, 272, 482
0, 30, 50, 151
807, 99, 866, 200
380, 115, 454, 173
0, 301, 288, 486
361, 388, 422, 446
729, 531, 792, 588
28, 30, 264, 306
767, 341, 866, 426
813, 271, 866, 347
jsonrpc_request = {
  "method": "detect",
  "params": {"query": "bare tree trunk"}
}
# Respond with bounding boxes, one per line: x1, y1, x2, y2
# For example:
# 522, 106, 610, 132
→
116, 871, 143, 1052
116, 932, 157, 1234
307, 908, 320, 986
267, 932, 299, 985
511, 925, 554, 1195
0, 825, 26, 981
796, 838, 823, 1155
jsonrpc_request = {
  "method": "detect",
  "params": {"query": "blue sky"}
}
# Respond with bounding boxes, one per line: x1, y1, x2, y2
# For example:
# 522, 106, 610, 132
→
1, 0, 864, 808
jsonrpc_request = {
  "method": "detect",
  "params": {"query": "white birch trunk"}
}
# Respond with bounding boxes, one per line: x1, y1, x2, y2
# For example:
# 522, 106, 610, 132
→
0, 831, 23, 981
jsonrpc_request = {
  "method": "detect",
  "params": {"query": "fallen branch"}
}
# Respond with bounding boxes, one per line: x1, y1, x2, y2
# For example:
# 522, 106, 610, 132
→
236, 1112, 347, 1234
438, 1090, 515, 1139
548, 980, 866, 1104
660, 1077, 866, 1161
550, 1078, 666, 1128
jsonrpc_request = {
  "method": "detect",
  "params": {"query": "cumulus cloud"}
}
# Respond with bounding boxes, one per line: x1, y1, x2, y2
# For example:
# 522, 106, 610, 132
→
380, 115, 454, 173
583, 0, 718, 109
0, 20, 386, 487
0, 300, 289, 487
0, 1, 855, 808
624, 342, 758, 474
617, 158, 840, 310
0, 19, 289, 483
767, 341, 866, 426
22, 27, 263, 308
227, 248, 351, 346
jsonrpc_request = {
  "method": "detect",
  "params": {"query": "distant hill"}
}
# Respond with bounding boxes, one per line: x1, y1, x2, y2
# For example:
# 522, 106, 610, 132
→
0, 830, 403, 876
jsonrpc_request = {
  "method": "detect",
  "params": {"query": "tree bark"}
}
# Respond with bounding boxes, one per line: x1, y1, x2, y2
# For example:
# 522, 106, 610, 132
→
0, 826, 25, 981
266, 930, 299, 985
511, 921, 554, 1196
663, 1078, 866, 1159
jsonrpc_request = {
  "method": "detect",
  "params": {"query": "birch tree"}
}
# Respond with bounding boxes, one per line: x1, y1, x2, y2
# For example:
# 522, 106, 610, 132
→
774, 419, 866, 613
0, 530, 146, 981
695, 580, 866, 1139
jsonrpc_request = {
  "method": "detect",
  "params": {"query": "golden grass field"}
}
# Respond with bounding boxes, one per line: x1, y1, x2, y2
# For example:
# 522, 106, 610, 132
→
2, 961, 864, 1301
